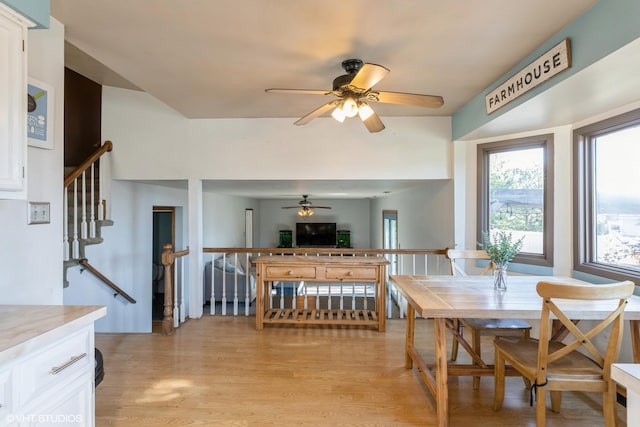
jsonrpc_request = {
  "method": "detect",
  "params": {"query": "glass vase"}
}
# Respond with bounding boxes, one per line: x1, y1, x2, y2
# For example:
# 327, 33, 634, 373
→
493, 263, 508, 291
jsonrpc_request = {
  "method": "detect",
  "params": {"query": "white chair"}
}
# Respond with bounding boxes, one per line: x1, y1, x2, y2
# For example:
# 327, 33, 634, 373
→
446, 249, 532, 390
494, 280, 634, 427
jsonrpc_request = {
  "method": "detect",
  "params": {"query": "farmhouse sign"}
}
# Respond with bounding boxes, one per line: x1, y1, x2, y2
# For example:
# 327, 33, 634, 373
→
485, 38, 571, 114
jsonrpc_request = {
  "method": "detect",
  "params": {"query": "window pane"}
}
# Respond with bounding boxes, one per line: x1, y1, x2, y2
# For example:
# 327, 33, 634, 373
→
594, 125, 640, 269
488, 147, 544, 254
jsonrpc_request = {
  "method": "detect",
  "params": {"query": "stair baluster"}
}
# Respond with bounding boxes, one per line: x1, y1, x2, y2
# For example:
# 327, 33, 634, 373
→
89, 163, 96, 238
72, 179, 80, 259
63, 189, 69, 261
81, 171, 87, 240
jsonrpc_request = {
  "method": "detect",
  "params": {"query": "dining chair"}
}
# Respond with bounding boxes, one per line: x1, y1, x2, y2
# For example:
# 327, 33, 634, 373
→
446, 249, 532, 390
493, 280, 635, 427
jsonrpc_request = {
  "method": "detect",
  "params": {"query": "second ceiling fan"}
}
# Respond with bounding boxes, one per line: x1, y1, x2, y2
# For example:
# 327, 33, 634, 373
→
265, 59, 444, 133
281, 195, 331, 217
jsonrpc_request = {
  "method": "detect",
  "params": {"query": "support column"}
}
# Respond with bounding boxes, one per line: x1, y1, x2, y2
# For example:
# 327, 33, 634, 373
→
188, 178, 204, 319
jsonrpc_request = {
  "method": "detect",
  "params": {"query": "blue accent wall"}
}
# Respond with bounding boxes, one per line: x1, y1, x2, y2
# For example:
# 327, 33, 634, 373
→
0, 0, 49, 29
452, 0, 640, 140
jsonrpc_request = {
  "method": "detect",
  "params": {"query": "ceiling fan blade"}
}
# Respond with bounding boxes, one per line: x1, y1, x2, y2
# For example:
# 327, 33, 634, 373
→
265, 88, 332, 95
311, 206, 332, 209
348, 63, 390, 92
294, 100, 340, 126
372, 91, 444, 108
361, 109, 385, 133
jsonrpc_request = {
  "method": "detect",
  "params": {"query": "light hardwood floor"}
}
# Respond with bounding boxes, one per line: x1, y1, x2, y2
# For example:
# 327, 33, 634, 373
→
95, 316, 627, 426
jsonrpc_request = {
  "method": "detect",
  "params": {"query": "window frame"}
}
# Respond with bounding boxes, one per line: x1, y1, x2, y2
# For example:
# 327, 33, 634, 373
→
573, 108, 640, 282
477, 134, 554, 267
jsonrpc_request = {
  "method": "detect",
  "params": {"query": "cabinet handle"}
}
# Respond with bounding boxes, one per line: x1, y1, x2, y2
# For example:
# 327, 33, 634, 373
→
50, 352, 87, 375
348, 271, 354, 276
287, 270, 293, 275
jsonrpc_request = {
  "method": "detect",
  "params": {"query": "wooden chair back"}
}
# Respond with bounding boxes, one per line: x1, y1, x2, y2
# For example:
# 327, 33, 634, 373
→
535, 280, 635, 380
445, 249, 493, 276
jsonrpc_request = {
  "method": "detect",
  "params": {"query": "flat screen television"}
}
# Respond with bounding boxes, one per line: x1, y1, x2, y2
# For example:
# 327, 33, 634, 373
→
296, 222, 337, 247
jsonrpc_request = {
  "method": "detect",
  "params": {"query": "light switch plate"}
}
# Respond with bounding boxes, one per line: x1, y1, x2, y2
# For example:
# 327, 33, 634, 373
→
28, 202, 50, 224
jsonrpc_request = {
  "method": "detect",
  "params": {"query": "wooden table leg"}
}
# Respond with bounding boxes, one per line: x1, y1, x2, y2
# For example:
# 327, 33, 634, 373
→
405, 304, 415, 369
434, 317, 449, 427
255, 273, 264, 330
379, 267, 386, 332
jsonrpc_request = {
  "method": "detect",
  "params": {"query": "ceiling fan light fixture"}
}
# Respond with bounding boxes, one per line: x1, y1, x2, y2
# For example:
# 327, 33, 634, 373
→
342, 97, 358, 118
298, 207, 314, 217
357, 101, 374, 121
331, 104, 346, 122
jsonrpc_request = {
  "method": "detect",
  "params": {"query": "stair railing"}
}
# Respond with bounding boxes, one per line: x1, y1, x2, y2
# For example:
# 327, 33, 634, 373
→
63, 141, 113, 261
79, 258, 136, 303
161, 243, 190, 335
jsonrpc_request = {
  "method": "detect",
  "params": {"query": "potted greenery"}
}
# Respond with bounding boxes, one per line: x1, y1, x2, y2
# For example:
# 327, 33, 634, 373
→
480, 230, 524, 291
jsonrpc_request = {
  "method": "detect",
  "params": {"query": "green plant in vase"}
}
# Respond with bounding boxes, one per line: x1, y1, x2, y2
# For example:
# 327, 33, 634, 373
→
480, 230, 524, 291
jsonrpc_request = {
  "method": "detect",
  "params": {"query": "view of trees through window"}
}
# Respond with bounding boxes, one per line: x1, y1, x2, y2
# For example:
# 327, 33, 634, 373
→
488, 148, 544, 254
594, 125, 640, 269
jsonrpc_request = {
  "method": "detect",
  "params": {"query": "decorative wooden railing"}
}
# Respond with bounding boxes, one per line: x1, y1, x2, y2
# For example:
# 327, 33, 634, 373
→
79, 258, 136, 304
202, 247, 449, 319
161, 243, 190, 335
63, 140, 113, 261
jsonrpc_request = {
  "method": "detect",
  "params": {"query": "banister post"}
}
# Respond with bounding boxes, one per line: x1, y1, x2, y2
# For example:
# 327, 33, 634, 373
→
162, 243, 175, 335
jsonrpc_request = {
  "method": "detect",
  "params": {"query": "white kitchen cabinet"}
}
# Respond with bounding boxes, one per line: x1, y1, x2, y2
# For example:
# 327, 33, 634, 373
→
0, 306, 106, 427
0, 3, 31, 199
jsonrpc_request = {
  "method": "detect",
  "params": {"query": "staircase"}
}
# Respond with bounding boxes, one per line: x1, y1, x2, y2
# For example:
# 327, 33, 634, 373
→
63, 141, 113, 287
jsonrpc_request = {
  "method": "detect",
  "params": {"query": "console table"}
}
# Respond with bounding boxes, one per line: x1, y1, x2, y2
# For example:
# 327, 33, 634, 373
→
252, 255, 389, 331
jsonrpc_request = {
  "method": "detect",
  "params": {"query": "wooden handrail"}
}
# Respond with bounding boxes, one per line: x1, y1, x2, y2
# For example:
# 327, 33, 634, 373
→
79, 258, 136, 303
203, 247, 446, 256
64, 140, 113, 187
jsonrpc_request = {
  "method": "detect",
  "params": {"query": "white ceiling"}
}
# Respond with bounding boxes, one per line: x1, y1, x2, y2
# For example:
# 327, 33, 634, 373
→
50, 0, 604, 199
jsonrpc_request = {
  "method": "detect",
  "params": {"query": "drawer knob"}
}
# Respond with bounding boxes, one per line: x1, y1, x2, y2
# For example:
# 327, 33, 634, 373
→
348, 271, 354, 276
287, 270, 293, 275
50, 352, 87, 375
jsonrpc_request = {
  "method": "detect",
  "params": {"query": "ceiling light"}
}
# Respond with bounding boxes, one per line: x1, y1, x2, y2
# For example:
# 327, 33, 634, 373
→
358, 101, 374, 120
342, 97, 358, 118
298, 207, 314, 217
331, 104, 346, 122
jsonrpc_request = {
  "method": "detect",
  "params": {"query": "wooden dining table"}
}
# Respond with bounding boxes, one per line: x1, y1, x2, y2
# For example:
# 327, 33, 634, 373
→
389, 274, 640, 427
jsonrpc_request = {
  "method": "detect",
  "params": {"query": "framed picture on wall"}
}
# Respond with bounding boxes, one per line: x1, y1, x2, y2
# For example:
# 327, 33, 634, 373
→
27, 77, 54, 150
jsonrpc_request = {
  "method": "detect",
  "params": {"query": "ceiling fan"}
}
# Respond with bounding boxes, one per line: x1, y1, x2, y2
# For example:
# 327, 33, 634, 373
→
281, 195, 331, 217
265, 59, 444, 133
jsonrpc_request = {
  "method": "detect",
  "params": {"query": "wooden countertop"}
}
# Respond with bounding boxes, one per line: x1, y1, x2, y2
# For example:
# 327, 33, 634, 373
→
251, 255, 389, 265
0, 305, 107, 364
612, 363, 640, 395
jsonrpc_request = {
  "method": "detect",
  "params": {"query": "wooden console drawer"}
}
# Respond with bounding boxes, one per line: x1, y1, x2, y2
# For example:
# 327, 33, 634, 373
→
17, 328, 91, 407
325, 267, 378, 281
265, 266, 316, 279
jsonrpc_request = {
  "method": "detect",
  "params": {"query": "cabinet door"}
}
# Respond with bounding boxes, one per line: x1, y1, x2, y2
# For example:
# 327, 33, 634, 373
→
28, 371, 93, 427
0, 4, 28, 198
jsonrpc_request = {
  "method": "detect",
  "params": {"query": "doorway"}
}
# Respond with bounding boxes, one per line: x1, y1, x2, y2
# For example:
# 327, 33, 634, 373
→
383, 210, 398, 275
152, 207, 175, 322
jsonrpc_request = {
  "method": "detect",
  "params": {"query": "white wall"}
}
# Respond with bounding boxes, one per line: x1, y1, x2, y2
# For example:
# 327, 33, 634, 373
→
202, 192, 259, 247
102, 87, 453, 181
257, 198, 370, 248
369, 181, 455, 250
63, 181, 189, 332
0, 19, 64, 304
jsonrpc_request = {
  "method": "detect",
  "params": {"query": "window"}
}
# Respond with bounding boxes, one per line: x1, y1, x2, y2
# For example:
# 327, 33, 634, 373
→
574, 108, 640, 282
477, 135, 554, 266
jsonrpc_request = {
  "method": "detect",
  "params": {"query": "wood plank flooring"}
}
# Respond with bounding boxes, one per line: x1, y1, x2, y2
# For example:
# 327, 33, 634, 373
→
95, 316, 627, 426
